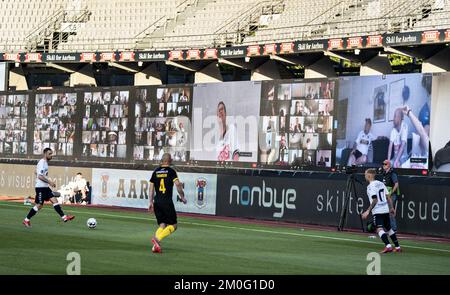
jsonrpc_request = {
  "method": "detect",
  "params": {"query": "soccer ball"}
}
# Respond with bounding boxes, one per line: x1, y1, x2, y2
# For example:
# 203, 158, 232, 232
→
87, 218, 97, 229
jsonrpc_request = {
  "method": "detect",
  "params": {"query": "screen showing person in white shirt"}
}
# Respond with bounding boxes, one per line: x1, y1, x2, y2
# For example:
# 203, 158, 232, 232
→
347, 118, 377, 166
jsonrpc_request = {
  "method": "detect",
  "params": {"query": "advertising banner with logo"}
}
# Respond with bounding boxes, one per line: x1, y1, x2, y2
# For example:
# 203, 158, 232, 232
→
92, 168, 155, 208
91, 168, 217, 214
0, 163, 92, 198
216, 173, 450, 237
176, 172, 217, 215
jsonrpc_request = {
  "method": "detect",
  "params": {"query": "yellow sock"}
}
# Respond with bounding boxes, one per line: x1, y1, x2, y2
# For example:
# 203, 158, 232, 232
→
157, 225, 175, 241
155, 227, 164, 239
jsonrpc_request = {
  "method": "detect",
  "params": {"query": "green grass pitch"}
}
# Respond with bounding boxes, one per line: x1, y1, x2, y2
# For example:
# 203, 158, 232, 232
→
1, 201, 449, 275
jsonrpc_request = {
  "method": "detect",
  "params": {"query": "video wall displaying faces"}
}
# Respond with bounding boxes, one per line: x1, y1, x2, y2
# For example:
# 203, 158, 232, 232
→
81, 90, 129, 158
0, 94, 28, 155
134, 86, 191, 162
0, 73, 443, 173
33, 93, 77, 156
259, 80, 335, 168
336, 73, 432, 170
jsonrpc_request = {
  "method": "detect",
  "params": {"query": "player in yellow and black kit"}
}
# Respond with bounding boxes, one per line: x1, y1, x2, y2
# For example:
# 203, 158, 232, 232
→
148, 153, 187, 253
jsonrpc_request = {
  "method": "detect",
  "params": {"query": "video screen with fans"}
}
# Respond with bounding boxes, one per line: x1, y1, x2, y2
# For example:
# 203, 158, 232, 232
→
33, 92, 77, 156
335, 73, 432, 170
0, 94, 28, 155
133, 86, 191, 162
259, 80, 336, 168
81, 90, 129, 159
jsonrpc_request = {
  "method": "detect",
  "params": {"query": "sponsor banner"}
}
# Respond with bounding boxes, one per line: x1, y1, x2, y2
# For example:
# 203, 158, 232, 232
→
92, 168, 152, 209
346, 36, 364, 49
92, 168, 217, 215
169, 50, 184, 61
366, 35, 383, 47
279, 42, 295, 54
43, 53, 81, 62
24, 52, 42, 63
247, 45, 261, 57
3, 53, 21, 62
80, 52, 97, 62
0, 163, 92, 198
186, 49, 201, 60
263, 44, 277, 55
383, 31, 422, 46
295, 40, 328, 52
218, 46, 247, 58
176, 172, 217, 215
421, 30, 441, 43
119, 51, 135, 62
203, 48, 218, 59
328, 38, 344, 50
216, 174, 450, 237
99, 52, 117, 62
136, 50, 169, 61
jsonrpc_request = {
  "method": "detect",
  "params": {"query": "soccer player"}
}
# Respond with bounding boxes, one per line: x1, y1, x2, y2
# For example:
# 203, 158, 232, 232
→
361, 168, 401, 253
148, 153, 187, 253
23, 148, 75, 227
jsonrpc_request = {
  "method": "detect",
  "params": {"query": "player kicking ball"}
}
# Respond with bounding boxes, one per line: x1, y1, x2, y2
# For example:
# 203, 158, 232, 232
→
23, 148, 75, 227
148, 153, 187, 253
361, 168, 401, 253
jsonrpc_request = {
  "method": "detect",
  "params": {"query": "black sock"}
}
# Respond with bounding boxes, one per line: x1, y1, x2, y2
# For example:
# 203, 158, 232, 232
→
53, 204, 65, 217
26, 206, 38, 220
390, 233, 400, 248
380, 233, 390, 246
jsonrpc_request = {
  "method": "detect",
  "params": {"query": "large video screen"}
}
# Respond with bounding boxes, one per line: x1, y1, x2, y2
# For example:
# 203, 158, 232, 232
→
34, 93, 77, 156
190, 81, 261, 165
336, 73, 431, 170
0, 94, 28, 155
259, 80, 336, 168
81, 90, 129, 159
134, 86, 191, 162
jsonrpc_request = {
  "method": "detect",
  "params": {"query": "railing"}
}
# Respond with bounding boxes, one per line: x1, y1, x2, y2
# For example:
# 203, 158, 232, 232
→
1, 9, 448, 52
25, 7, 66, 51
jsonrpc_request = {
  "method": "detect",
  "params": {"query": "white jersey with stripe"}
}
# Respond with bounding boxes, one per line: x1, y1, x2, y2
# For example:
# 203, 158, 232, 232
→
367, 180, 390, 215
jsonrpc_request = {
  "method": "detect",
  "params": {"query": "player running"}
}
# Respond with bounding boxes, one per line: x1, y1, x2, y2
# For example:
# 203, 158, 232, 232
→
361, 168, 401, 253
23, 148, 75, 227
148, 153, 187, 253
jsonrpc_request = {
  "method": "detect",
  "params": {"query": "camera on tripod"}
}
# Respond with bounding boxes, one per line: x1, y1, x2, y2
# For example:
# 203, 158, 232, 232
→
344, 165, 357, 175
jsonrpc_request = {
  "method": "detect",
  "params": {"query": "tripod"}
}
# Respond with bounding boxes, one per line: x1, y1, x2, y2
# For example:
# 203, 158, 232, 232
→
337, 172, 365, 232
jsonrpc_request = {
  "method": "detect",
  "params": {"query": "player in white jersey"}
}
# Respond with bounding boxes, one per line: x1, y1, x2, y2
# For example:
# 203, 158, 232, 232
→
23, 148, 75, 227
361, 168, 401, 253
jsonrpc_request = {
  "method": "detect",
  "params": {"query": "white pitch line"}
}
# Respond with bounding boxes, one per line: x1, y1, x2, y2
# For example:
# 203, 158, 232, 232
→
2, 202, 450, 254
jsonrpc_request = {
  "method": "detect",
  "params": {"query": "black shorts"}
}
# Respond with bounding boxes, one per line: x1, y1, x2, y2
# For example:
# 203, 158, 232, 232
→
154, 201, 177, 225
353, 149, 363, 159
35, 187, 54, 205
373, 213, 391, 231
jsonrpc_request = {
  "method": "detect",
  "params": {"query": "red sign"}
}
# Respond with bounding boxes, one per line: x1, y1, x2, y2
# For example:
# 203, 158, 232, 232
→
421, 31, 440, 43
3, 53, 21, 62
367, 35, 383, 47
169, 50, 183, 60
24, 52, 42, 63
263, 44, 277, 55
186, 49, 201, 60
80, 52, 96, 62
100, 52, 116, 62
247, 45, 261, 56
203, 48, 218, 59
280, 42, 294, 54
119, 51, 135, 61
346, 37, 363, 48
328, 39, 344, 50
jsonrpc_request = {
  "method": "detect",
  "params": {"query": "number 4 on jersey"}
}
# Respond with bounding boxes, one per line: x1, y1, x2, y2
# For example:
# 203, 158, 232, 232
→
159, 179, 166, 194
